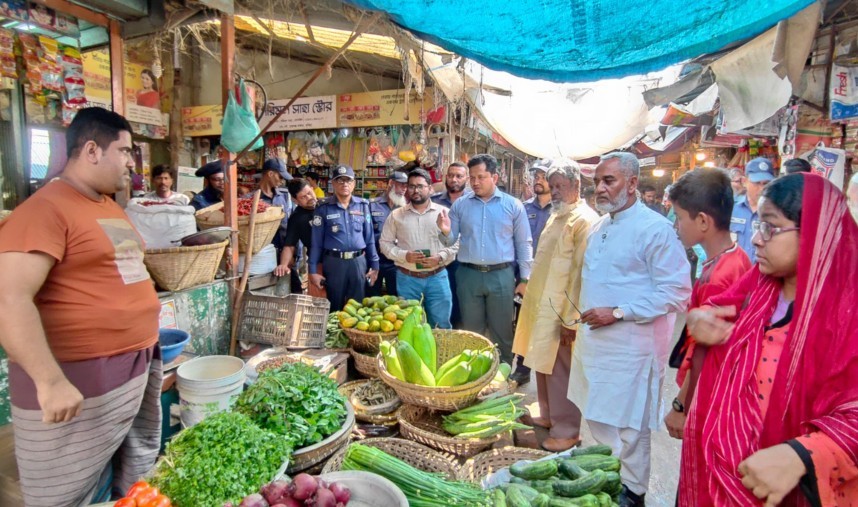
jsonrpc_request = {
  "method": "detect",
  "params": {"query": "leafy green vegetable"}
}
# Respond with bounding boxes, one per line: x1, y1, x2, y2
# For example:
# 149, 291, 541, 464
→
234, 362, 347, 448
150, 412, 292, 507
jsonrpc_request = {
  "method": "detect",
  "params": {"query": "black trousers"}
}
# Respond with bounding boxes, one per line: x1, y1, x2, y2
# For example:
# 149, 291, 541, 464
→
366, 262, 398, 297
322, 255, 368, 312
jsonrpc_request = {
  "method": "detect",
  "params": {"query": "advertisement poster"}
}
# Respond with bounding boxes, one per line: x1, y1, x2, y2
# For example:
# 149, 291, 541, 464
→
28, 2, 79, 37
0, 0, 28, 22
337, 88, 434, 127
182, 105, 223, 136
125, 61, 162, 125
259, 95, 336, 132
81, 49, 113, 110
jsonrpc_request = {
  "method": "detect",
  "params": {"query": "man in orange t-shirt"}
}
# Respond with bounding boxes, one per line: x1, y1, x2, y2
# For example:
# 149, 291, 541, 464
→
0, 107, 163, 506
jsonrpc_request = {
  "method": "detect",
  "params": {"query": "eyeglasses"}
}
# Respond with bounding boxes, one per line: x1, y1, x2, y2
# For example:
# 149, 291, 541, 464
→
407, 184, 429, 191
548, 291, 584, 327
752, 221, 799, 241
333, 178, 354, 185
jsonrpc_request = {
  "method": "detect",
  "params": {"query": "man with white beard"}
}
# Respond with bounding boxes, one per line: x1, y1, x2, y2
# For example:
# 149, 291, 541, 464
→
568, 152, 691, 507
367, 171, 409, 296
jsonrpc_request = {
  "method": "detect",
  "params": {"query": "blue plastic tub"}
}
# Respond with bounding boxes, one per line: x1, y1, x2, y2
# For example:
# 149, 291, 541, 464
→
159, 328, 190, 364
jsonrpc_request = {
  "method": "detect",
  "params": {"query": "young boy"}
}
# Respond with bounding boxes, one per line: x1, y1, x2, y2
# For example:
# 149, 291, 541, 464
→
664, 168, 752, 440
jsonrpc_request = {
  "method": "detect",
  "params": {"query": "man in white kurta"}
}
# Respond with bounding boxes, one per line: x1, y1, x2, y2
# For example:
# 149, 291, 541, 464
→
569, 152, 691, 507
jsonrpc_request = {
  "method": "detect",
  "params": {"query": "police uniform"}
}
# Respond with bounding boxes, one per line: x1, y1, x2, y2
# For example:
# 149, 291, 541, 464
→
190, 161, 225, 211
367, 197, 398, 297
730, 157, 775, 264
523, 197, 552, 253
308, 166, 379, 311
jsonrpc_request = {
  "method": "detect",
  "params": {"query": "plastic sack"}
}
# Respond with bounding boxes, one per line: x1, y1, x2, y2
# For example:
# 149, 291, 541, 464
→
220, 79, 264, 153
807, 142, 846, 189
126, 199, 197, 249
238, 243, 277, 275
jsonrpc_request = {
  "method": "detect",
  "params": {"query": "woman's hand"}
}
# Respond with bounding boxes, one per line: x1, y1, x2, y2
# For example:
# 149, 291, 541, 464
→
738, 444, 807, 506
686, 306, 736, 346
664, 409, 686, 440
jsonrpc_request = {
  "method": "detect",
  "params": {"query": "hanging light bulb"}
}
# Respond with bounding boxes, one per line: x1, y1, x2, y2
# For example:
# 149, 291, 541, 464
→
703, 161, 716, 168
652, 169, 666, 177
695, 151, 706, 161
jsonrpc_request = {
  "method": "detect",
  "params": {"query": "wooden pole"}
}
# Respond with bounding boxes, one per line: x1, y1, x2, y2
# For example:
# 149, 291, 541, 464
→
108, 19, 130, 207
229, 190, 261, 356
220, 14, 239, 286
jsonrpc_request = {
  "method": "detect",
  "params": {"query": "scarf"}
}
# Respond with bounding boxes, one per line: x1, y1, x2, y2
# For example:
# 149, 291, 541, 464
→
680, 174, 858, 506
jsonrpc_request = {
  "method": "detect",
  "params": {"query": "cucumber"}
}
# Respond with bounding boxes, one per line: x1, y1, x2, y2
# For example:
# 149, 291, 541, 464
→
548, 496, 599, 507
491, 488, 506, 507
395, 340, 436, 386
596, 492, 612, 507
505, 485, 532, 507
569, 455, 621, 473
510, 477, 529, 485
508, 484, 540, 502
532, 493, 551, 507
569, 444, 613, 457
558, 459, 588, 480
603, 472, 622, 497
553, 470, 609, 498
510, 459, 559, 480
528, 479, 555, 496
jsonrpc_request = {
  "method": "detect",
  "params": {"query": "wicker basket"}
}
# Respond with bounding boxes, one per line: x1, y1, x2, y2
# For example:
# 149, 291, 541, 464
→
143, 240, 227, 292
287, 402, 355, 473
377, 330, 499, 412
351, 348, 380, 378
195, 204, 284, 254
343, 327, 396, 353
457, 446, 551, 483
321, 437, 458, 478
338, 380, 401, 425
397, 404, 500, 458
238, 293, 330, 347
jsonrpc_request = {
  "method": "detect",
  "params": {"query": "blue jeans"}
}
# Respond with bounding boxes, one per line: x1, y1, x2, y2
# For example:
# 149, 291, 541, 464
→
395, 269, 452, 329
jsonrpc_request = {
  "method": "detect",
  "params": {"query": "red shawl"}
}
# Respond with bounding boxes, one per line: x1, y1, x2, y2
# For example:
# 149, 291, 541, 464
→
680, 174, 858, 506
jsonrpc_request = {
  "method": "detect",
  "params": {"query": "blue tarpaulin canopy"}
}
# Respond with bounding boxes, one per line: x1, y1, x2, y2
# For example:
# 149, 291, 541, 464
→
345, 0, 815, 82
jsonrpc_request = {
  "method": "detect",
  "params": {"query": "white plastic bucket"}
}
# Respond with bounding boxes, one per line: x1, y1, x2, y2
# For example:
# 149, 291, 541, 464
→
176, 355, 246, 427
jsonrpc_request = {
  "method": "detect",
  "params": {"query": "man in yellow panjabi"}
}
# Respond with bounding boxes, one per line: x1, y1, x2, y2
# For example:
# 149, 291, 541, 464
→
512, 158, 599, 452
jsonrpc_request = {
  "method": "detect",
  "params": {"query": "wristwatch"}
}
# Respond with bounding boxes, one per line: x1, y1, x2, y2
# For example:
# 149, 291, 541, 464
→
612, 307, 624, 320
672, 397, 685, 413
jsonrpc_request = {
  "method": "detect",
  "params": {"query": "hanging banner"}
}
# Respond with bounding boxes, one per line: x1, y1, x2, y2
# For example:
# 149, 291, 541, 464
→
830, 62, 858, 121
182, 105, 223, 136
337, 88, 434, 127
259, 95, 336, 131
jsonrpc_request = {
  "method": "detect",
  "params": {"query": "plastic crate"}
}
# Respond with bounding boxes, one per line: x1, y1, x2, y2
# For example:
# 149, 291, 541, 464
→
238, 293, 330, 348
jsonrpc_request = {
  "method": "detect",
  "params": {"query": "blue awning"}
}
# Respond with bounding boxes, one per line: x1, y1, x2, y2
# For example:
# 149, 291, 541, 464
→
346, 0, 816, 82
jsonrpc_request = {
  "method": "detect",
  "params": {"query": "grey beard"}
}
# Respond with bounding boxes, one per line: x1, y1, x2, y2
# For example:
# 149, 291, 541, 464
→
388, 189, 407, 208
595, 190, 629, 214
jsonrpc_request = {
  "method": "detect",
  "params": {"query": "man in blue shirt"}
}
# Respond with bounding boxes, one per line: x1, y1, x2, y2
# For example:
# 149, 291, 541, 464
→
252, 158, 293, 251
523, 160, 553, 253
730, 157, 775, 263
309, 165, 379, 311
432, 162, 471, 327
367, 171, 408, 297
190, 161, 225, 210
437, 154, 533, 365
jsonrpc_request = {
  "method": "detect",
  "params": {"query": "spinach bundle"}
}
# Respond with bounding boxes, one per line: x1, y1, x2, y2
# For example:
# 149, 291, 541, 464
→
150, 412, 292, 506
234, 362, 347, 448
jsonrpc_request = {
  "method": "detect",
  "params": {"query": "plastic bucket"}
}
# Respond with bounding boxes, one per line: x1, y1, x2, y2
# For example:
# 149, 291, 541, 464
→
176, 355, 246, 427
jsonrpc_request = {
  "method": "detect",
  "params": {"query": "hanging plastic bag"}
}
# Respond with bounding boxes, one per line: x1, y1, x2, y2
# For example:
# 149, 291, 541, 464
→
806, 142, 846, 188
220, 79, 264, 153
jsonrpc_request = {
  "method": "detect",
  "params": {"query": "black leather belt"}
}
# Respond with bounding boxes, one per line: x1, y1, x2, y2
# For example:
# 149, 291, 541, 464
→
398, 266, 445, 278
324, 249, 365, 260
460, 262, 512, 273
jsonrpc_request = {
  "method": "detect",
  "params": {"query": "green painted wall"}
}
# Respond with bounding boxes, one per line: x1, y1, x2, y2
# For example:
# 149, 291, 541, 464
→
0, 280, 232, 426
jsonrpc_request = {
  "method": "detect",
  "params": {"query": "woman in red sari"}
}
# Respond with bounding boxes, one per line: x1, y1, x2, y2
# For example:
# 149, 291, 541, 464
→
680, 173, 858, 507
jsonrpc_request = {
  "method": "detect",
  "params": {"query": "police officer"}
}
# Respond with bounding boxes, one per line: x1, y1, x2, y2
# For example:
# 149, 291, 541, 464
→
308, 165, 379, 311
730, 157, 774, 264
254, 158, 293, 251
191, 160, 226, 210
523, 160, 553, 252
367, 171, 408, 296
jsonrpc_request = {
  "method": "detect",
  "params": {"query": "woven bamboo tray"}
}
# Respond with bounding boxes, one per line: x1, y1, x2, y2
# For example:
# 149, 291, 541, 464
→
397, 404, 500, 458
457, 446, 551, 483
343, 327, 396, 353
350, 348, 380, 378
287, 401, 355, 473
377, 330, 499, 412
196, 204, 284, 254
143, 240, 227, 292
338, 380, 401, 425
321, 437, 458, 478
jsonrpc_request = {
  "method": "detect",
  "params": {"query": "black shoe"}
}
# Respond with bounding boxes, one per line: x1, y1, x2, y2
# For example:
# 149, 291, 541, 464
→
618, 485, 646, 507
509, 372, 531, 386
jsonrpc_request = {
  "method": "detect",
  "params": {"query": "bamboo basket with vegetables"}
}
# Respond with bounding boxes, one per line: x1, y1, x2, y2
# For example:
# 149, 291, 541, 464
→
337, 380, 401, 425
349, 347, 380, 378
457, 446, 551, 483
397, 404, 501, 458
321, 437, 457, 477
195, 200, 284, 254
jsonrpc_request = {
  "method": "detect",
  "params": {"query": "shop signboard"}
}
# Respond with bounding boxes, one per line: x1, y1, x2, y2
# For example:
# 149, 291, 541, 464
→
259, 95, 336, 132
182, 105, 223, 136
337, 88, 434, 127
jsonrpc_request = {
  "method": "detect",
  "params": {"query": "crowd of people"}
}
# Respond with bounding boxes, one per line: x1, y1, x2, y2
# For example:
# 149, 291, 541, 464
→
1, 106, 858, 506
